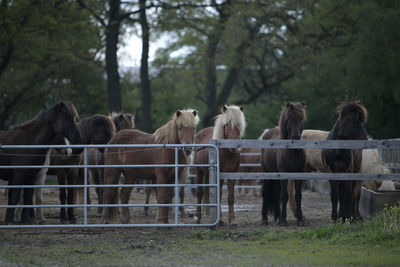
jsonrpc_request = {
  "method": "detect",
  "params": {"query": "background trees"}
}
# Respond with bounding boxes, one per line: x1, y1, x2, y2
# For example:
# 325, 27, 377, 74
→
1, 0, 399, 138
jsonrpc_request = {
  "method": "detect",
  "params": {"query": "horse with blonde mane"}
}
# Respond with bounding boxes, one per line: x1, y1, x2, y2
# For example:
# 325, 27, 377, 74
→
101, 109, 199, 224
193, 105, 246, 226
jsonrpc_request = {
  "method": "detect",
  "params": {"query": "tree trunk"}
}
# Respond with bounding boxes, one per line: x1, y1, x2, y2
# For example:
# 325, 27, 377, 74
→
105, 0, 122, 113
138, 0, 152, 132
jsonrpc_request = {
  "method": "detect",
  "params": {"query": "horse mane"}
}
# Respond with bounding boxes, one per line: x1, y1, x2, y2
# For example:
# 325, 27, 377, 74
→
337, 101, 367, 125
279, 102, 306, 139
212, 105, 246, 139
109, 112, 135, 131
78, 114, 116, 143
13, 101, 79, 131
154, 109, 199, 144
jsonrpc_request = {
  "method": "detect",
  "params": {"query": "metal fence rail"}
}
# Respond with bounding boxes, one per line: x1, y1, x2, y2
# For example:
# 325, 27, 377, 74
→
0, 144, 220, 229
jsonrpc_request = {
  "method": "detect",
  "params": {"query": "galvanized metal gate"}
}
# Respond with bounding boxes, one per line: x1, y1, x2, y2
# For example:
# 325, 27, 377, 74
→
0, 144, 220, 228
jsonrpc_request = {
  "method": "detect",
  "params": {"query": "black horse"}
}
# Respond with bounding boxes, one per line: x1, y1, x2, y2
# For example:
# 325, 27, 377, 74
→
261, 102, 307, 226
323, 101, 368, 223
0, 101, 81, 224
55, 114, 116, 223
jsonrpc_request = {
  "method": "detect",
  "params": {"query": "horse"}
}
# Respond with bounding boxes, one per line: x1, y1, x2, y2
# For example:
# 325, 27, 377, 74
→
288, 128, 394, 221
14, 136, 72, 224
261, 102, 306, 226
101, 109, 199, 224
237, 147, 261, 196
193, 105, 246, 226
79, 112, 135, 216
56, 114, 116, 223
322, 101, 368, 223
0, 101, 81, 224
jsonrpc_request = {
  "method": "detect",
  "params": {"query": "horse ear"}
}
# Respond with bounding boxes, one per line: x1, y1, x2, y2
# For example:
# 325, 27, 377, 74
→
176, 110, 182, 117
301, 102, 306, 107
239, 106, 244, 111
222, 105, 228, 112
286, 102, 291, 108
192, 110, 197, 117
119, 114, 124, 121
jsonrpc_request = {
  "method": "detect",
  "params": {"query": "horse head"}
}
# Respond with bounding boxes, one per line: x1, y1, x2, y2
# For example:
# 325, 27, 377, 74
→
335, 101, 368, 140
110, 112, 135, 131
78, 115, 116, 152
280, 102, 306, 140
176, 109, 199, 156
47, 101, 81, 144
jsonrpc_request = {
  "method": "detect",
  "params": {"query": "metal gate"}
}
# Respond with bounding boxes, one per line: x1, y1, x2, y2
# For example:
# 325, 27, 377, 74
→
0, 144, 220, 228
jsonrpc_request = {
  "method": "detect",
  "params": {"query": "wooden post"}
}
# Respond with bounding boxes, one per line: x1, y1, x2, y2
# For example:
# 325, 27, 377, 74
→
209, 141, 218, 225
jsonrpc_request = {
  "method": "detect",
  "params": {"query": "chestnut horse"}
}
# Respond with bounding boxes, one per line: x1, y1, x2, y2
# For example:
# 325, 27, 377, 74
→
0, 101, 81, 224
101, 109, 199, 224
322, 101, 368, 223
261, 102, 306, 226
82, 112, 135, 216
194, 105, 246, 226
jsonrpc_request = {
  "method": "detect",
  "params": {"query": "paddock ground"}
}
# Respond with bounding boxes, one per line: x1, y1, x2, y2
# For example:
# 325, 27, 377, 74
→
0, 182, 332, 230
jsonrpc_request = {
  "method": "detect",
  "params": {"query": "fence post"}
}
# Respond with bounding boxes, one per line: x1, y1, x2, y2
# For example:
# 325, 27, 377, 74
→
209, 141, 218, 225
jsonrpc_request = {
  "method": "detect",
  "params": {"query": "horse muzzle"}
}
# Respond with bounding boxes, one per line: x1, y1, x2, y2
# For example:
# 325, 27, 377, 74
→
183, 147, 193, 156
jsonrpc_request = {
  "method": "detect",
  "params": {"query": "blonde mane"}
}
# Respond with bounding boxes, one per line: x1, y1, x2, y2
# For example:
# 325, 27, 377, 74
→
212, 105, 246, 139
154, 109, 199, 144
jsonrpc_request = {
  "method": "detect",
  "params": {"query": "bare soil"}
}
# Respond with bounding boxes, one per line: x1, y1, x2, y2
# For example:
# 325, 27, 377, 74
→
0, 182, 332, 231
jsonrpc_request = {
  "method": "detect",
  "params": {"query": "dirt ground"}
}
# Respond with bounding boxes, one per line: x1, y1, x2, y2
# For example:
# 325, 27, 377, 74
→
0, 181, 332, 231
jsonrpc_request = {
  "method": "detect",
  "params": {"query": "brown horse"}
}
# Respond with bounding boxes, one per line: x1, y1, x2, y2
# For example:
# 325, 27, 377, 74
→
0, 101, 81, 224
56, 114, 116, 223
80, 112, 135, 216
193, 105, 246, 226
322, 101, 368, 223
101, 109, 199, 224
261, 102, 306, 226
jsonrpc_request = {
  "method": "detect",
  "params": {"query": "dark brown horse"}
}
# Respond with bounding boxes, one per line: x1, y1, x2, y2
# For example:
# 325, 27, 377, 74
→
322, 101, 368, 223
81, 112, 135, 216
101, 109, 199, 224
261, 102, 306, 226
0, 101, 81, 224
56, 114, 116, 223
194, 105, 246, 226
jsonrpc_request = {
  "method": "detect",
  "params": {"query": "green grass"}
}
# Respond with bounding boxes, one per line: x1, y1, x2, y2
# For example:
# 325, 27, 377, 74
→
1, 206, 400, 266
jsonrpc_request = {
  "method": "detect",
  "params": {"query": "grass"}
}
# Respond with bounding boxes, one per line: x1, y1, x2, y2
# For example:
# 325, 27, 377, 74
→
1, 205, 400, 266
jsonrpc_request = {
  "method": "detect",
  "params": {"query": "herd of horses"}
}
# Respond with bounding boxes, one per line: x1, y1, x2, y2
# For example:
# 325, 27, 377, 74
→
0, 100, 393, 226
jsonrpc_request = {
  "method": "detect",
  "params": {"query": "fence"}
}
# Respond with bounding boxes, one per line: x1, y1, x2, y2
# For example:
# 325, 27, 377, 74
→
208, 139, 400, 223
0, 144, 220, 229
1, 139, 400, 228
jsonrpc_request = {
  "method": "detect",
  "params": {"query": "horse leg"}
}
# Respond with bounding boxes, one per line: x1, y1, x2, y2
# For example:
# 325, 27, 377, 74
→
67, 170, 76, 224
92, 168, 103, 216
144, 185, 152, 216
329, 180, 339, 223
57, 170, 68, 222
179, 186, 185, 218
21, 187, 34, 224
219, 179, 225, 226
101, 166, 121, 224
34, 168, 48, 224
294, 180, 304, 226
342, 180, 354, 223
261, 180, 269, 225
194, 170, 204, 224
273, 181, 281, 223
120, 186, 133, 224
155, 173, 171, 224
6, 187, 21, 224
353, 180, 362, 221
227, 179, 236, 226
279, 180, 288, 226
